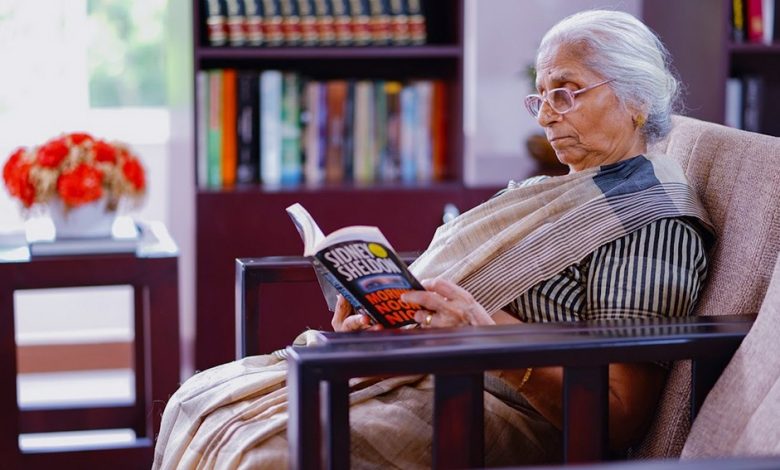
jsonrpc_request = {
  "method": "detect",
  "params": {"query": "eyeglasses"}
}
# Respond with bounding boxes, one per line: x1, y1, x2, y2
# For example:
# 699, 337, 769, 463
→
524, 78, 614, 118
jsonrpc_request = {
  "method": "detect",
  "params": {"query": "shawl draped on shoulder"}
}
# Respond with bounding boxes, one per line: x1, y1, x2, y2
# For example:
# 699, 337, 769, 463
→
153, 154, 713, 469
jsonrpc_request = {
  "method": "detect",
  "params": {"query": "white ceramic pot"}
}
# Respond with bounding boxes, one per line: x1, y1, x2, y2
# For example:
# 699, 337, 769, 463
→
48, 197, 116, 239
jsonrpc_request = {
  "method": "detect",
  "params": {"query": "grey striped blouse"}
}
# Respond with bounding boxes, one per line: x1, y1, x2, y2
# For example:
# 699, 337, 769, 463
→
506, 217, 708, 323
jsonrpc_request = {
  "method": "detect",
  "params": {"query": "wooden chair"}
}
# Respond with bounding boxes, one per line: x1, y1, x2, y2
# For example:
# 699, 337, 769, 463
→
236, 116, 780, 468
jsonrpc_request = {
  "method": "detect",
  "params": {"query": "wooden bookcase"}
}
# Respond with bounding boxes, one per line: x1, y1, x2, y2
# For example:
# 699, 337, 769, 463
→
643, 0, 780, 137
192, 0, 500, 369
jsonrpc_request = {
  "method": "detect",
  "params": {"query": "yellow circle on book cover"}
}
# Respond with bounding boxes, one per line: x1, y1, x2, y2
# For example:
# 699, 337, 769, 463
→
368, 243, 388, 258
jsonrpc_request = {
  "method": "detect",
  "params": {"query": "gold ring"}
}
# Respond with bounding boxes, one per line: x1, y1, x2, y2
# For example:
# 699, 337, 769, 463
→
425, 313, 433, 326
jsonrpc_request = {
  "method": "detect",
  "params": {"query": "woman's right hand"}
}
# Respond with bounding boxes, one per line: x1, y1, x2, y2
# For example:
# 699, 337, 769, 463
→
331, 295, 384, 332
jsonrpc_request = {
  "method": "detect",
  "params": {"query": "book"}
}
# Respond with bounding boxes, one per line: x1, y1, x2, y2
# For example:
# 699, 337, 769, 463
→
208, 70, 224, 188
747, 0, 765, 43
286, 203, 422, 328
313, 0, 337, 45
236, 71, 260, 183
221, 68, 238, 187
281, 72, 303, 184
205, 0, 229, 46
260, 69, 283, 185
262, 0, 285, 46
196, 70, 210, 188
279, 0, 303, 46
725, 77, 744, 129
225, 0, 247, 46
244, 0, 265, 46
297, 0, 320, 45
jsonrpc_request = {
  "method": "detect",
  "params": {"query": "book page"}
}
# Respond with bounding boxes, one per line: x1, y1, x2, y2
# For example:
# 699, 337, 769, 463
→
286, 203, 325, 256
315, 225, 390, 252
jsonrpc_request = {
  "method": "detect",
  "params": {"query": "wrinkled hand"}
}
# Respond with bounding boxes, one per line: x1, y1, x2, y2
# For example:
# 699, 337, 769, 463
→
401, 278, 494, 328
331, 295, 384, 332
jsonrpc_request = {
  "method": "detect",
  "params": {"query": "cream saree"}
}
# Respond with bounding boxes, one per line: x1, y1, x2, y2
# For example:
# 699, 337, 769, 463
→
154, 154, 712, 469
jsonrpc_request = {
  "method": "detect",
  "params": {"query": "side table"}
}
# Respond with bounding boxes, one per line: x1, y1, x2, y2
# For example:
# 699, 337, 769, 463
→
0, 222, 179, 469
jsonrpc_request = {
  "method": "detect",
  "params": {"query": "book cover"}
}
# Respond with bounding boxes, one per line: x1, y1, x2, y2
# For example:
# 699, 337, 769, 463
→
413, 80, 433, 182
743, 74, 764, 132
245, 0, 265, 46
733, 0, 746, 43
725, 77, 744, 129
208, 70, 224, 188
205, 0, 228, 46
399, 83, 417, 183
342, 80, 356, 181
286, 203, 422, 328
236, 71, 260, 184
260, 69, 283, 185
221, 68, 238, 187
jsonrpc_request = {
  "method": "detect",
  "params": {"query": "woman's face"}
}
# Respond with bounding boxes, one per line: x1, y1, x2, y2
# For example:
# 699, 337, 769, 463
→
535, 47, 645, 172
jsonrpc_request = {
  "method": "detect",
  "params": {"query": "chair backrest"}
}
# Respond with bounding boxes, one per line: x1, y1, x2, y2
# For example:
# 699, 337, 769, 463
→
681, 252, 780, 457
632, 116, 780, 457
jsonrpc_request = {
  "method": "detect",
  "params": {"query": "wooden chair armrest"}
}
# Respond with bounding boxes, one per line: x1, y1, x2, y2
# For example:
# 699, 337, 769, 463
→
286, 315, 754, 470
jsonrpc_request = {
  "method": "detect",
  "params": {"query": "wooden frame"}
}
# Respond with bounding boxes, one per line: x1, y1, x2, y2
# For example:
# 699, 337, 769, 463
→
0, 249, 179, 469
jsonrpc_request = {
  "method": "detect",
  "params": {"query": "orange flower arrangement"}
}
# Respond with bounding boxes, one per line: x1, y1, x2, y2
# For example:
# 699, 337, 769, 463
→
2, 132, 146, 210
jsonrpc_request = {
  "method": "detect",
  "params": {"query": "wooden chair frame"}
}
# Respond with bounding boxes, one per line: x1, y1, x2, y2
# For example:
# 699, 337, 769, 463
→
236, 257, 754, 470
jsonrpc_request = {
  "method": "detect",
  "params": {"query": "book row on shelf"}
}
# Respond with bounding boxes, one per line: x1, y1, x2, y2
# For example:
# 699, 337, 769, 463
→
731, 0, 779, 44
196, 69, 448, 189
204, 0, 427, 47
724, 75, 766, 132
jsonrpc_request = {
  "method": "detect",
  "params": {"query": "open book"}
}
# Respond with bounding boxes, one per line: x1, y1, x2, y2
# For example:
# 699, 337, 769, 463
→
286, 203, 423, 328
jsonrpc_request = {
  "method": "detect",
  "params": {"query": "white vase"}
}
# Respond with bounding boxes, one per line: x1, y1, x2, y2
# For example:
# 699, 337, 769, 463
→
49, 197, 117, 239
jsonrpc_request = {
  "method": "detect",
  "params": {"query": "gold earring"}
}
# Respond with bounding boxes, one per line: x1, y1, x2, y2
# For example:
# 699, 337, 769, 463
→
634, 115, 646, 128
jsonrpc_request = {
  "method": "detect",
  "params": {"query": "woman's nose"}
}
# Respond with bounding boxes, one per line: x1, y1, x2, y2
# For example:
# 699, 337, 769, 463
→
536, 100, 560, 127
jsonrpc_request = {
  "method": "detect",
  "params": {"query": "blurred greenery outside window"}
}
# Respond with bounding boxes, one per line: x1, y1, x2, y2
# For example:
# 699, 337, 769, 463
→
87, 0, 168, 107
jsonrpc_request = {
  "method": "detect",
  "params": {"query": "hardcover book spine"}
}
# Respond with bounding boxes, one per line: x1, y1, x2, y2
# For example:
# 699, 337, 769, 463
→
313, 0, 337, 46
388, 0, 410, 45
260, 70, 283, 185
225, 0, 247, 46
352, 80, 375, 183
413, 80, 432, 182
342, 80, 356, 181
280, 0, 303, 46
236, 71, 260, 183
373, 80, 388, 182
332, 0, 354, 45
406, 0, 426, 45
368, 0, 392, 46
399, 84, 417, 183
297, 0, 320, 45
349, 0, 373, 46
205, 0, 229, 46
244, 0, 265, 46
262, 0, 285, 46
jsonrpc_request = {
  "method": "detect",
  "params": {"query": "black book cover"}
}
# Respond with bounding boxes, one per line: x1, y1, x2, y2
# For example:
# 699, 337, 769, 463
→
236, 71, 260, 183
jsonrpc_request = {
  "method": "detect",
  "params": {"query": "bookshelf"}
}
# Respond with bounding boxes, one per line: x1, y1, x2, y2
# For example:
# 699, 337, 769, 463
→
643, 0, 780, 137
192, 0, 499, 369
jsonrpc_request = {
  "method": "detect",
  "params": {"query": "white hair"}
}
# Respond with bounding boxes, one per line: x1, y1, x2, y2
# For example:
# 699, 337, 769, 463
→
537, 9, 681, 144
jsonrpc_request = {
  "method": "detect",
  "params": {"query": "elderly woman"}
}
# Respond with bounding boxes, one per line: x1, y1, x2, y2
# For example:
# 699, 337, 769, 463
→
154, 9, 712, 469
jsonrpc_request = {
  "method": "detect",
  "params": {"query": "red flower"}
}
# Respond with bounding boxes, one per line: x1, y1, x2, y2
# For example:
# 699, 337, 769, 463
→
2, 149, 36, 207
69, 132, 94, 145
122, 157, 145, 191
57, 163, 104, 206
37, 138, 69, 168
94, 140, 117, 163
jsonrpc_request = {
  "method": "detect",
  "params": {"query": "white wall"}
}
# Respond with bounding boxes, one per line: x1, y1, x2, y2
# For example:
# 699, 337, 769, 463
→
464, 0, 642, 186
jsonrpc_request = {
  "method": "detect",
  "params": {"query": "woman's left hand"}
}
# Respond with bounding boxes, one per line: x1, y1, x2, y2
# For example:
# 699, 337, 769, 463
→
401, 278, 494, 328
